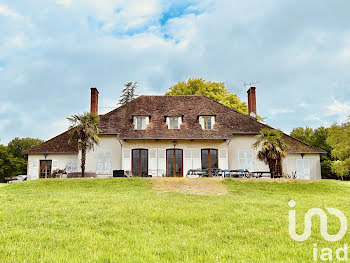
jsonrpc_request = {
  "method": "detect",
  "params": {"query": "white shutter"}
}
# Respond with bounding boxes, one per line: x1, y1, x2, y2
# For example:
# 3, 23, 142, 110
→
199, 117, 204, 129
219, 148, 228, 170
303, 159, 310, 179
104, 150, 112, 174
238, 151, 253, 171
149, 148, 158, 177
296, 159, 304, 179
211, 116, 215, 128
157, 148, 166, 177
96, 150, 104, 174
122, 148, 131, 171
52, 160, 59, 172
31, 160, 39, 180
297, 159, 310, 179
192, 149, 201, 169
184, 149, 192, 177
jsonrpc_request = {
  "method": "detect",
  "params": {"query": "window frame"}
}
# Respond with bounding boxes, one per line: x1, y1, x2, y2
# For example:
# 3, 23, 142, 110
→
201, 149, 218, 169
134, 116, 148, 130
168, 117, 180, 129
166, 149, 183, 177
132, 149, 148, 177
238, 150, 254, 171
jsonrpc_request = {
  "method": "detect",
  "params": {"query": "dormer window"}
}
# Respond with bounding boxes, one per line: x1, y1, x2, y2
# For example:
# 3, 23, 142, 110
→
198, 109, 216, 130
132, 109, 151, 130
135, 117, 147, 130
165, 109, 183, 130
168, 117, 180, 129
203, 116, 212, 130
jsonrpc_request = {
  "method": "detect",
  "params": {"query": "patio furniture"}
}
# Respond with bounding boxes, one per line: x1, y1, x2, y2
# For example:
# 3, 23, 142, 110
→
251, 171, 273, 178
221, 170, 232, 178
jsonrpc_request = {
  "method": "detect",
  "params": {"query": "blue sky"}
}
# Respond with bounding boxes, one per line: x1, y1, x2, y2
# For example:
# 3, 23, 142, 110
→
0, 0, 349, 145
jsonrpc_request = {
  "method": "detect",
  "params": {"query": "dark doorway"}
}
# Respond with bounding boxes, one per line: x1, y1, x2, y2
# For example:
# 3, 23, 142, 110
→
40, 160, 52, 178
166, 149, 183, 177
201, 149, 218, 169
132, 149, 148, 177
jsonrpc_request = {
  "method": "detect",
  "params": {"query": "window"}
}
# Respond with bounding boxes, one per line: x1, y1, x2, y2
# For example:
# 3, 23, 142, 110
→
296, 159, 310, 179
134, 117, 147, 130
132, 149, 148, 177
40, 160, 52, 178
168, 117, 180, 129
166, 149, 183, 176
201, 149, 218, 169
199, 116, 214, 130
238, 150, 254, 171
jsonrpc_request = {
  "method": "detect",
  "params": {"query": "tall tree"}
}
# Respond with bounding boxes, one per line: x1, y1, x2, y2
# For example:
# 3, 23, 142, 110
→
165, 78, 248, 114
0, 145, 26, 182
8, 137, 44, 159
327, 120, 350, 177
6, 137, 44, 176
119, 82, 138, 105
67, 112, 101, 177
252, 129, 287, 176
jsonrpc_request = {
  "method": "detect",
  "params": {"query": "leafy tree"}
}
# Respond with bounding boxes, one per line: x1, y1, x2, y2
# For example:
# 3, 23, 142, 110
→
252, 129, 287, 175
165, 78, 248, 114
67, 112, 101, 177
327, 121, 350, 177
119, 82, 138, 105
290, 127, 313, 145
0, 145, 26, 182
290, 126, 333, 176
7, 137, 44, 159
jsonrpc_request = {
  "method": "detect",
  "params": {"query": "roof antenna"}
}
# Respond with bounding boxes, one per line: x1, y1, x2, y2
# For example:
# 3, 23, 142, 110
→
243, 81, 260, 88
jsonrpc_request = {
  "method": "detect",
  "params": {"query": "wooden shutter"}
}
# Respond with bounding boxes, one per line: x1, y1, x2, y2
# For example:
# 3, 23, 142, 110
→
219, 148, 228, 170
238, 150, 253, 171
104, 150, 112, 174
303, 159, 310, 179
149, 148, 158, 177
96, 150, 104, 174
192, 149, 201, 169
296, 159, 303, 179
31, 160, 39, 180
52, 160, 59, 172
157, 148, 166, 177
122, 148, 131, 172
183, 149, 192, 177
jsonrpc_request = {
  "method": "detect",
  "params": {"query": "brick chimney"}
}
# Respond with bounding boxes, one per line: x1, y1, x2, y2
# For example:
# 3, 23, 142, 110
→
247, 87, 257, 117
90, 87, 99, 115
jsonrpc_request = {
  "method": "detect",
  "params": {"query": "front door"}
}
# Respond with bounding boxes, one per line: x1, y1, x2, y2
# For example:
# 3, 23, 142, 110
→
166, 149, 183, 177
40, 160, 52, 178
132, 149, 148, 177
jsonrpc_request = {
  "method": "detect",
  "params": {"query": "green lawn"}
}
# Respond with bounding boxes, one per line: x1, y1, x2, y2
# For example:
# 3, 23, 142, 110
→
0, 178, 349, 262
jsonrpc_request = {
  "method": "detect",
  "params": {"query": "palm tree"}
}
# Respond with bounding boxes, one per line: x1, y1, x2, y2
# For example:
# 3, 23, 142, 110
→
252, 129, 287, 176
67, 112, 101, 177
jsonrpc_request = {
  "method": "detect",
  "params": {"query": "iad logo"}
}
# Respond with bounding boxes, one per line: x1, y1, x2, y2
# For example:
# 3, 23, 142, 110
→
288, 200, 347, 242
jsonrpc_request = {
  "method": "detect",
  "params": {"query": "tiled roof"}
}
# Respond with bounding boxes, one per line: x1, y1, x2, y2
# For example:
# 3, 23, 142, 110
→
283, 134, 326, 154
25, 95, 325, 154
198, 109, 216, 116
24, 130, 78, 154
165, 109, 184, 117
131, 109, 151, 116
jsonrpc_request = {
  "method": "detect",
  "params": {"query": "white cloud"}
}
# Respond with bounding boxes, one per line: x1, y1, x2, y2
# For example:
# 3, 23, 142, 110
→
0, 4, 22, 20
326, 98, 350, 115
55, 0, 72, 7
270, 108, 294, 115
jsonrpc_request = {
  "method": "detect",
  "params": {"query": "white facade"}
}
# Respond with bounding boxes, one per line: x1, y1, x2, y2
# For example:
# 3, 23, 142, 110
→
27, 135, 321, 180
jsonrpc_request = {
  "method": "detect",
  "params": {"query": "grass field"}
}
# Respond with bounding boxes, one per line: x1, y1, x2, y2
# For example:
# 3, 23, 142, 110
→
0, 178, 349, 262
